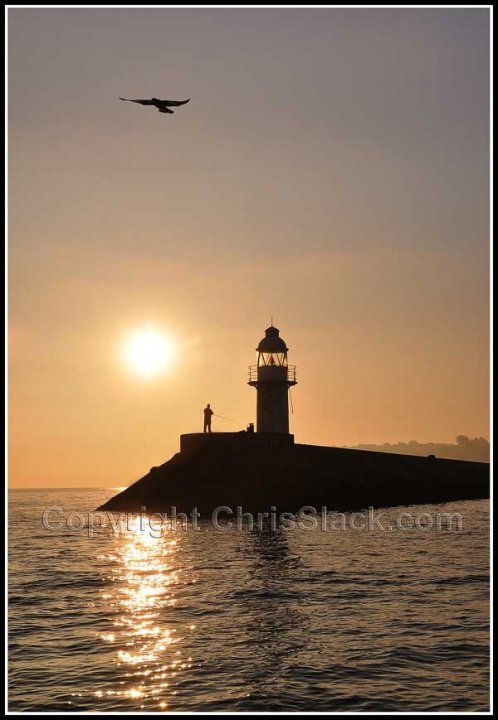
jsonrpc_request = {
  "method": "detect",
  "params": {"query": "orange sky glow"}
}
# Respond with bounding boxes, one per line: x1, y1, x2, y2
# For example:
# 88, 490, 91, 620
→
8, 8, 490, 487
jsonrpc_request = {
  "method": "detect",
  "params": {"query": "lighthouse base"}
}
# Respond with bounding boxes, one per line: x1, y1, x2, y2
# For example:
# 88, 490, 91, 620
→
180, 432, 294, 456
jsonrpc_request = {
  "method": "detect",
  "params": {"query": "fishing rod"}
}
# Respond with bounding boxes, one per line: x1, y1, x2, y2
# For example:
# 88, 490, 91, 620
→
213, 413, 237, 424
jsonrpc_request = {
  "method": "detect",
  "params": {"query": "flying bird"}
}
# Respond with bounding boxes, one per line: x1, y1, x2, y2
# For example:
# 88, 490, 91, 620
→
119, 97, 190, 114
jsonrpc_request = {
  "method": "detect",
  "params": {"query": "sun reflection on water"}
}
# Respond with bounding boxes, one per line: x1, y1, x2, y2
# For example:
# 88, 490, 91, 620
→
96, 517, 193, 709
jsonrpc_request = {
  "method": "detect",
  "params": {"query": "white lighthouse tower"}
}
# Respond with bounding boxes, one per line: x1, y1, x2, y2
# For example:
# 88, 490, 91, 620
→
248, 325, 297, 434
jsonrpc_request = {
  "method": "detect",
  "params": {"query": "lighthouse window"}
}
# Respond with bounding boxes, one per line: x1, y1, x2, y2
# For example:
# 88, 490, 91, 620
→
258, 352, 288, 367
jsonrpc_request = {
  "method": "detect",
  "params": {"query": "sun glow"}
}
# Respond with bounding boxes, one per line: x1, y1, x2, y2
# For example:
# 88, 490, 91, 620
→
124, 329, 175, 377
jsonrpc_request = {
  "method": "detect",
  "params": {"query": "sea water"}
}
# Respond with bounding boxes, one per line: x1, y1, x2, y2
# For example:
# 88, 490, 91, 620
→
8, 489, 490, 711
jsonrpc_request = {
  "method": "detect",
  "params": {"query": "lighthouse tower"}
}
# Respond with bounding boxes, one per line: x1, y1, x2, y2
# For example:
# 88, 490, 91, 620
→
248, 326, 297, 433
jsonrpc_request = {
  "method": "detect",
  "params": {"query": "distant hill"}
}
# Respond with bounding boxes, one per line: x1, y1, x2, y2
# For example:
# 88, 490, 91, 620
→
349, 435, 490, 463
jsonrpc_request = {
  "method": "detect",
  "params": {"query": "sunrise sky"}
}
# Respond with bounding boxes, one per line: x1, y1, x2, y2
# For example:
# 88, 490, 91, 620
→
8, 7, 490, 488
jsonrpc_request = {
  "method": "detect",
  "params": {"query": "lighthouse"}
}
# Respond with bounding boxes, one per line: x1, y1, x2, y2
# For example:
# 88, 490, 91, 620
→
248, 326, 297, 434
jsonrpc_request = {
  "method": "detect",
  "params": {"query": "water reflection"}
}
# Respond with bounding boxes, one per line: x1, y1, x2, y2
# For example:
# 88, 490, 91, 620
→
239, 526, 308, 703
97, 518, 192, 710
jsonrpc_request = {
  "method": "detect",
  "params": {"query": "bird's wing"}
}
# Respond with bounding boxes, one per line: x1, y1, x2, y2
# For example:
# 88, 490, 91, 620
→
119, 97, 155, 105
159, 98, 190, 107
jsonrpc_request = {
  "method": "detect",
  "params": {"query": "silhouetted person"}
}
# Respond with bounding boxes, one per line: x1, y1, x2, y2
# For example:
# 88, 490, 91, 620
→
247, 423, 255, 434
203, 404, 214, 433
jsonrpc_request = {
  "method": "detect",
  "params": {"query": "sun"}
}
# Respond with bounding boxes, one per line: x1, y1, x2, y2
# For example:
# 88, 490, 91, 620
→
124, 328, 175, 377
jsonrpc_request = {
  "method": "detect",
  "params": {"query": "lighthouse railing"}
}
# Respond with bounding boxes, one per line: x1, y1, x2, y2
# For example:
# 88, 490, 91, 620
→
248, 365, 297, 384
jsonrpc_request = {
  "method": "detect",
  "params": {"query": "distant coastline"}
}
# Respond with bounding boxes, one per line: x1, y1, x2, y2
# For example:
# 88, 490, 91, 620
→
348, 435, 490, 463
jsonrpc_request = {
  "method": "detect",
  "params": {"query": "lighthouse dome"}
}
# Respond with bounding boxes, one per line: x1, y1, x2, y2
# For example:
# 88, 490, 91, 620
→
256, 326, 288, 352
